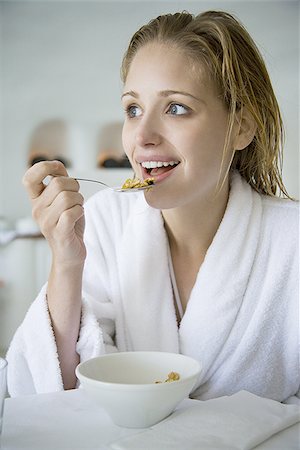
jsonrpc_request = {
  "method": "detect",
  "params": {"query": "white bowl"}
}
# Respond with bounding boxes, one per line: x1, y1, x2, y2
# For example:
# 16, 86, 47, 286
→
76, 351, 201, 428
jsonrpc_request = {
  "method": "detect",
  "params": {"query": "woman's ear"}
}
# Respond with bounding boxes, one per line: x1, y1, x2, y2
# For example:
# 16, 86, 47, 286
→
233, 107, 257, 151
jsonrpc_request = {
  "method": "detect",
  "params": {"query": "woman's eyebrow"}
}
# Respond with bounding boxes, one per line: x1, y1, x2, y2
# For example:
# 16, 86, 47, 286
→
121, 90, 138, 100
121, 89, 204, 103
160, 89, 202, 102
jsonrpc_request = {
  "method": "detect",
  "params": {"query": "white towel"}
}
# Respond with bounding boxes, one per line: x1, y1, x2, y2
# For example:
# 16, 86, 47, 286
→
110, 391, 300, 450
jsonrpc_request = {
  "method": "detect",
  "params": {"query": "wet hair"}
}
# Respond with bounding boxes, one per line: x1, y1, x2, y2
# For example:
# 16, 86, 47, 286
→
121, 10, 290, 198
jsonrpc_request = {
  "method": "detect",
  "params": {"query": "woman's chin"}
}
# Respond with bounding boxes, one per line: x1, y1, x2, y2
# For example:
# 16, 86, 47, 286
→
143, 189, 180, 210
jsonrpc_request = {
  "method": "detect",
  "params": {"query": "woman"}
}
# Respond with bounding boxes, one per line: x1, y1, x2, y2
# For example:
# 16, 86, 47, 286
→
7, 11, 299, 403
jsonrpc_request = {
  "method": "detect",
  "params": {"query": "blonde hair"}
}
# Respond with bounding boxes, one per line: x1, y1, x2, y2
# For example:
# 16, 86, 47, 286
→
121, 10, 291, 198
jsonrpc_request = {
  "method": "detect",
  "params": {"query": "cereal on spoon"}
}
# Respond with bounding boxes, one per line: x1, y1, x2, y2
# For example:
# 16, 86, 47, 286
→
121, 177, 155, 190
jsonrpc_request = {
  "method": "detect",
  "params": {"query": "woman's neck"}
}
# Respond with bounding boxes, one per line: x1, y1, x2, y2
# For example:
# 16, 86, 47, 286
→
162, 182, 230, 256
162, 182, 230, 316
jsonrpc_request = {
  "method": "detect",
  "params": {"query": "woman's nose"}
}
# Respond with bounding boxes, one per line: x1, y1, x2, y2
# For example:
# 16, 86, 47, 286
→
135, 115, 162, 148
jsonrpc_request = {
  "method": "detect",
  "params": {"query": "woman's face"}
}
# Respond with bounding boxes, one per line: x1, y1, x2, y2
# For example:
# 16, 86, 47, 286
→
121, 42, 234, 210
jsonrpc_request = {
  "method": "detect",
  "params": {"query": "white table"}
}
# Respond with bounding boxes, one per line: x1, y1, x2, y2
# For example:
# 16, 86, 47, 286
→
1, 389, 299, 449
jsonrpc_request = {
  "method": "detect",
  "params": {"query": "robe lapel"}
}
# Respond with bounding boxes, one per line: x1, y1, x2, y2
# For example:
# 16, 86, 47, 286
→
118, 196, 179, 353
179, 173, 262, 381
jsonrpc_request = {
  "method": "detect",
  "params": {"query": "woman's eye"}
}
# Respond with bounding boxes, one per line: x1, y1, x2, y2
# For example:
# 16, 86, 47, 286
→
167, 103, 189, 115
125, 105, 142, 118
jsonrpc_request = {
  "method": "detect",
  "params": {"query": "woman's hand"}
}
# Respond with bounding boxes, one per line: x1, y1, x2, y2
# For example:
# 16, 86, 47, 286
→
23, 160, 86, 267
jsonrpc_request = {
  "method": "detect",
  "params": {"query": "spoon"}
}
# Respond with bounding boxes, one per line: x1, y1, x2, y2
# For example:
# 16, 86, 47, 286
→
74, 177, 155, 193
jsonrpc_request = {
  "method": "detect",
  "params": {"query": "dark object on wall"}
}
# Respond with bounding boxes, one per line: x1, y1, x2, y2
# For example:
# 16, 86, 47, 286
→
29, 155, 70, 167
27, 119, 71, 168
100, 154, 132, 169
97, 122, 131, 169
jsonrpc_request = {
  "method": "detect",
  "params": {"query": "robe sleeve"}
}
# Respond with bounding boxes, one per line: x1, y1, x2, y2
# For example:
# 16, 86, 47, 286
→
6, 284, 116, 397
6, 284, 63, 397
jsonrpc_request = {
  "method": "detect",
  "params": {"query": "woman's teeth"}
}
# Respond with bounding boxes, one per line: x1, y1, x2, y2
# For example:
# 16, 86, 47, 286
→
141, 161, 179, 169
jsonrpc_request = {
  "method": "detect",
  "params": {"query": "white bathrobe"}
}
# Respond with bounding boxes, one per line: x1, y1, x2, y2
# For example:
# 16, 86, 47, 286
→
6, 172, 299, 403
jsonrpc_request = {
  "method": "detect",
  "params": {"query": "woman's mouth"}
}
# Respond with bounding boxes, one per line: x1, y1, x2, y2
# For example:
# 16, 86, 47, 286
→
141, 160, 180, 180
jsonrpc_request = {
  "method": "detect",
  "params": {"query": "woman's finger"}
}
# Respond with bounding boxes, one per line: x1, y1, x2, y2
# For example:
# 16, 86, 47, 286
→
34, 191, 84, 233
34, 176, 80, 210
22, 160, 68, 200
56, 205, 85, 235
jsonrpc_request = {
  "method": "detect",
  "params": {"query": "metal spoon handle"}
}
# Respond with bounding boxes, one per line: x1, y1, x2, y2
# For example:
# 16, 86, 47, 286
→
74, 176, 154, 192
74, 177, 110, 188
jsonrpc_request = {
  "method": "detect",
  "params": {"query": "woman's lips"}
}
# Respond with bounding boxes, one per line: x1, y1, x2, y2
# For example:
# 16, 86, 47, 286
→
140, 162, 180, 183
